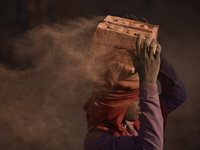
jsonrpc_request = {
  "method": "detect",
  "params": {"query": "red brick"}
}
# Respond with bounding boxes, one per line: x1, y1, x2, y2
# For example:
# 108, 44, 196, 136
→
93, 15, 159, 51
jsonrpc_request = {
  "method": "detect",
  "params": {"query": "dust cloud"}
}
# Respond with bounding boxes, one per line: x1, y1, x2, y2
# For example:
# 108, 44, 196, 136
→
0, 15, 138, 150
0, 1, 200, 149
0, 16, 106, 150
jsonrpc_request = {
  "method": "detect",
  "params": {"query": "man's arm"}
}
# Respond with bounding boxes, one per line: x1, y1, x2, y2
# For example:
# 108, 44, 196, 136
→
158, 55, 187, 113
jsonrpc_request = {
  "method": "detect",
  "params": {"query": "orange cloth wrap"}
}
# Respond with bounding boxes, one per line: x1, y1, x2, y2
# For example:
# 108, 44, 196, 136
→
84, 74, 140, 136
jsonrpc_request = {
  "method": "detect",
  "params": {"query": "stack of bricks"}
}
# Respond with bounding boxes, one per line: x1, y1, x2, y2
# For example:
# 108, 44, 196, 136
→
92, 15, 159, 75
93, 15, 159, 51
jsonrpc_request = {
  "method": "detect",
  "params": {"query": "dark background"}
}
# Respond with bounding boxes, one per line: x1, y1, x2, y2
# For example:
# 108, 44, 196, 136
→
0, 0, 200, 150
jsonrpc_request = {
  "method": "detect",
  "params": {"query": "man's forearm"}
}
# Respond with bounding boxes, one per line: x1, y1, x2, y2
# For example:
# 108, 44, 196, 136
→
137, 82, 163, 150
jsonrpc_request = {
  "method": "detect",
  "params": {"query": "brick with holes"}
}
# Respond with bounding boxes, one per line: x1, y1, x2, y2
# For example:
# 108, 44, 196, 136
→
93, 15, 159, 51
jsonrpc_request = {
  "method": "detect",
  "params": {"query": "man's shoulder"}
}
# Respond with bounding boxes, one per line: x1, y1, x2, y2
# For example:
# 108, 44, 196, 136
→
85, 130, 114, 141
84, 130, 116, 150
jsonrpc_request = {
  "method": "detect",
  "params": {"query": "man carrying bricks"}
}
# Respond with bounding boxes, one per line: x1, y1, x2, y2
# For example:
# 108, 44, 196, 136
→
83, 16, 187, 150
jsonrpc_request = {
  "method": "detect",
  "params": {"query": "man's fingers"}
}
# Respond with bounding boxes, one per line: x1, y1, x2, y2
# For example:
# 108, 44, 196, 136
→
155, 44, 162, 59
141, 17, 148, 23
136, 33, 142, 55
149, 38, 157, 57
130, 15, 140, 21
125, 15, 148, 23
125, 15, 130, 19
125, 15, 138, 20
143, 34, 152, 56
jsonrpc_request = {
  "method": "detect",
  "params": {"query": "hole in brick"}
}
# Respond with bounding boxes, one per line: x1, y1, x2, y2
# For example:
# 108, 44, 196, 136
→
126, 31, 130, 34
141, 25, 144, 27
107, 26, 112, 29
134, 33, 137, 36
114, 19, 118, 22
129, 22, 133, 26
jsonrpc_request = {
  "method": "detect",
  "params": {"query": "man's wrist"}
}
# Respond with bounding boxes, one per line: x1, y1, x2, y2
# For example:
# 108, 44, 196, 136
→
139, 82, 159, 100
140, 78, 157, 83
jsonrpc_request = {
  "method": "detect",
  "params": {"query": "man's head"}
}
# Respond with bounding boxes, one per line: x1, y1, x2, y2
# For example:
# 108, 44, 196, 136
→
84, 72, 140, 136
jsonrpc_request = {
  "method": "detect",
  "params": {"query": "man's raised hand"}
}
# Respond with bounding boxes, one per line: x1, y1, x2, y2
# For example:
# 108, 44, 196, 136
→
134, 33, 162, 83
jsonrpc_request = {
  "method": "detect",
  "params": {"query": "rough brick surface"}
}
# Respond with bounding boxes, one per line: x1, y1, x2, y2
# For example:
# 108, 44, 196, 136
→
93, 15, 159, 51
